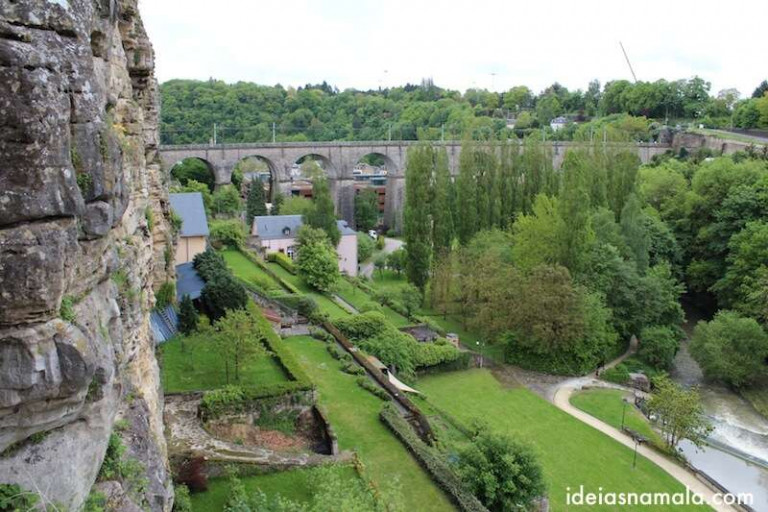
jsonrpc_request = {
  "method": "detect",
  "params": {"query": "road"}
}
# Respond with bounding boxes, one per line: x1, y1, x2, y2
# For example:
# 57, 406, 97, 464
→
359, 236, 404, 278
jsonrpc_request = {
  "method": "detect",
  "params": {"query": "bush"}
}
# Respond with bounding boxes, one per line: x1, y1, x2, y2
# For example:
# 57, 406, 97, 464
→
357, 377, 391, 401
209, 219, 246, 249
154, 281, 176, 311
60, 295, 77, 322
340, 361, 365, 375
211, 185, 241, 217
193, 249, 228, 282
268, 251, 296, 274
376, 235, 386, 250
172, 485, 192, 512
379, 405, 488, 512
0, 484, 38, 511
357, 232, 376, 262
326, 344, 348, 361
309, 327, 334, 343
601, 364, 631, 384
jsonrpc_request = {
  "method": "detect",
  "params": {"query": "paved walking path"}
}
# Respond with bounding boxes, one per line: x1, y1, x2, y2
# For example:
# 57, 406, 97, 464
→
549, 341, 736, 512
360, 237, 404, 278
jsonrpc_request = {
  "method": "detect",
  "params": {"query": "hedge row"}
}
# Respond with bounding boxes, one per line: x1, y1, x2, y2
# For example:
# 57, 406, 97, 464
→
267, 251, 297, 274
239, 249, 300, 294
379, 405, 489, 512
356, 377, 391, 401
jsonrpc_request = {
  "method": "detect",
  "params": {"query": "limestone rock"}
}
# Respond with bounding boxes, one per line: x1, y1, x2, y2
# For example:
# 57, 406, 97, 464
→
0, 0, 173, 509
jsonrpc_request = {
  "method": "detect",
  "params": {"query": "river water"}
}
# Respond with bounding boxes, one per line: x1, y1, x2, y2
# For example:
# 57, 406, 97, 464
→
670, 305, 768, 511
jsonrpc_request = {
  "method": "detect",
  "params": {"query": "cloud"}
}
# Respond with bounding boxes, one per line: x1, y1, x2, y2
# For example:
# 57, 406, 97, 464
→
140, 0, 768, 96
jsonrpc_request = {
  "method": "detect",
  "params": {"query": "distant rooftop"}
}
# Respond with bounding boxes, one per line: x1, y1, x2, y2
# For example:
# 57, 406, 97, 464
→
253, 214, 355, 240
169, 192, 209, 237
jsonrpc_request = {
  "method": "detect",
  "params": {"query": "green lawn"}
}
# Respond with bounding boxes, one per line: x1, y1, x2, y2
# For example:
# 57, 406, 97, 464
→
283, 336, 454, 511
265, 263, 350, 320
417, 370, 710, 512
570, 388, 665, 448
335, 278, 410, 327
190, 464, 359, 511
159, 335, 290, 393
220, 248, 284, 291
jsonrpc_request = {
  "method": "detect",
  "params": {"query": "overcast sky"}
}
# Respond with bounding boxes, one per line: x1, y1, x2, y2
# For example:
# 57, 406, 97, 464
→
140, 0, 767, 98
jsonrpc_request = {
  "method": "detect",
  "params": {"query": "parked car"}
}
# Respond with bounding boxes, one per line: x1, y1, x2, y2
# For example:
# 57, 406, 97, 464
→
368, 230, 378, 239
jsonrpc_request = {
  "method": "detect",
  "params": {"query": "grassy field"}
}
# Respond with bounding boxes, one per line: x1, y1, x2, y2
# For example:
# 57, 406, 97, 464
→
190, 464, 359, 511
570, 388, 665, 448
417, 370, 710, 511
220, 248, 284, 291
264, 262, 350, 320
159, 335, 290, 392
283, 335, 454, 511
334, 278, 410, 327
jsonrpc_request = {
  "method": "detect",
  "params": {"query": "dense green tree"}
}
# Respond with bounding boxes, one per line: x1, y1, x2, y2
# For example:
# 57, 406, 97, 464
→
690, 311, 768, 388
647, 376, 712, 449
403, 145, 433, 290
296, 226, 340, 291
431, 148, 455, 255
177, 294, 199, 336
304, 178, 340, 246
559, 150, 594, 273
246, 181, 267, 221
511, 195, 565, 270
357, 232, 375, 262
209, 219, 246, 248
458, 428, 546, 512
638, 325, 680, 370
280, 196, 313, 215
270, 192, 284, 215
211, 307, 267, 383
171, 179, 213, 216
354, 188, 379, 231
211, 185, 242, 217
456, 141, 478, 245
200, 274, 248, 321
171, 159, 215, 191
713, 221, 768, 317
620, 193, 650, 271
399, 284, 423, 318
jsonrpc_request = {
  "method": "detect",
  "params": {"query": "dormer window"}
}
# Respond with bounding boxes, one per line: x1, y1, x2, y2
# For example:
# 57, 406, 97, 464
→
282, 227, 291, 236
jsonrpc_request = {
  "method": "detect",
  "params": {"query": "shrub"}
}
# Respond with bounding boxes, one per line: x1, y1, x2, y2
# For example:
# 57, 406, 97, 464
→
170, 210, 183, 235
154, 281, 176, 310
172, 485, 192, 512
376, 235, 386, 250
145, 206, 155, 232
83, 490, 107, 512
379, 405, 488, 512
267, 251, 296, 274
357, 232, 376, 262
211, 185, 241, 217
601, 364, 631, 384
326, 344, 348, 361
340, 361, 365, 376
308, 327, 334, 343
209, 219, 246, 249
60, 295, 77, 322
97, 432, 148, 499
357, 377, 391, 401
0, 484, 38, 511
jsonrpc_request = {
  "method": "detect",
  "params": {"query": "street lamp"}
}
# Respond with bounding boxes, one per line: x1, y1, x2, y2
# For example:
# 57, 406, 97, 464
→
476, 341, 484, 368
621, 399, 628, 431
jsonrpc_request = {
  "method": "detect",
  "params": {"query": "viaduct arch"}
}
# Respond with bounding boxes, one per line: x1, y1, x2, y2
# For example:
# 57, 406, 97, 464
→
159, 140, 674, 227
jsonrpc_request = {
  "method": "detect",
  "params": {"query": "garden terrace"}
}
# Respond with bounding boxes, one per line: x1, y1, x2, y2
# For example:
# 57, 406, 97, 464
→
417, 370, 712, 512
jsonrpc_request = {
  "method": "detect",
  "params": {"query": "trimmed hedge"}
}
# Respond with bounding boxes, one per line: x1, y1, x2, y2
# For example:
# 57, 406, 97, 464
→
356, 377, 391, 401
308, 327, 334, 343
340, 361, 366, 376
268, 251, 297, 274
380, 405, 489, 512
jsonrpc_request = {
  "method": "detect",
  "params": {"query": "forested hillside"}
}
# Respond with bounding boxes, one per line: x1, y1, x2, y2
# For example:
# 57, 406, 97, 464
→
159, 77, 768, 144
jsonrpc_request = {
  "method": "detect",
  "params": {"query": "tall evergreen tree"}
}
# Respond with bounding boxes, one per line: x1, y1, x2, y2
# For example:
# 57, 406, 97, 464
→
304, 177, 340, 246
559, 150, 593, 274
404, 145, 433, 290
456, 141, 478, 245
607, 150, 641, 218
499, 142, 520, 229
177, 294, 198, 336
432, 148, 455, 255
354, 188, 379, 231
621, 193, 650, 271
246, 180, 268, 222
271, 192, 284, 215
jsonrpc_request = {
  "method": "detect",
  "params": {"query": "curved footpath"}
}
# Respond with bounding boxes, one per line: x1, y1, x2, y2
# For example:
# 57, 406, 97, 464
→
550, 351, 737, 512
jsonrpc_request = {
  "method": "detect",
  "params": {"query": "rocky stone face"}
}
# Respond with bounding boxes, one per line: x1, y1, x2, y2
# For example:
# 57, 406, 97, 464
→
0, 0, 173, 509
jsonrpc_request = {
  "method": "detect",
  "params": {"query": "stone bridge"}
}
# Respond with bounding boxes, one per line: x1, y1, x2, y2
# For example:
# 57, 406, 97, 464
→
158, 140, 672, 227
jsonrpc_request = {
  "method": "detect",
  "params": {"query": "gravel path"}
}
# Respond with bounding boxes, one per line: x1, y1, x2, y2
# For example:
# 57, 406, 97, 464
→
360, 237, 404, 278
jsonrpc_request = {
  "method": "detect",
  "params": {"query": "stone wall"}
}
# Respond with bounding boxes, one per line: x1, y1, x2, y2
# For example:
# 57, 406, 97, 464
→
0, 0, 173, 509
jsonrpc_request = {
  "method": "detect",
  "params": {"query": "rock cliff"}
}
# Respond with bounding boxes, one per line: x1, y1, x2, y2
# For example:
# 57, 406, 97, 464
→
0, 0, 173, 509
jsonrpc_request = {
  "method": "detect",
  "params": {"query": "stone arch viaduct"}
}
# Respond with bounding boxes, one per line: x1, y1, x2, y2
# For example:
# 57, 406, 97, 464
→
158, 140, 673, 227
